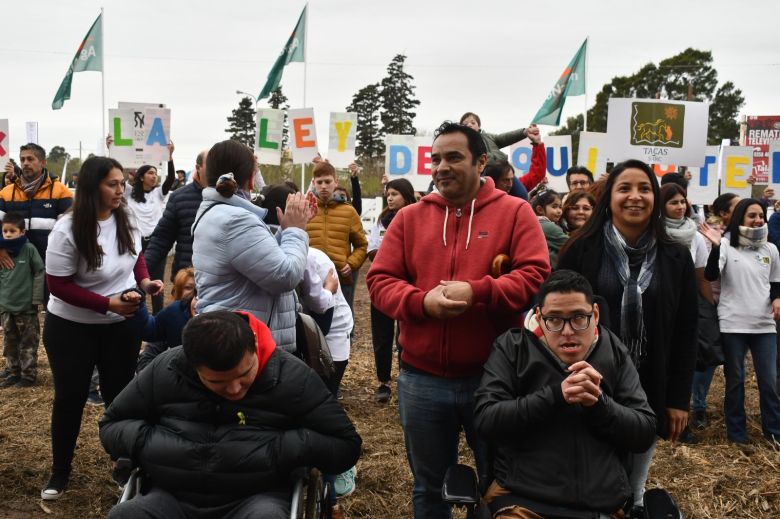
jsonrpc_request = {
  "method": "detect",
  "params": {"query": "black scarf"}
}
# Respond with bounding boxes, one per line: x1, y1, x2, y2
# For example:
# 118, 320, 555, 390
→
380, 209, 398, 230
0, 235, 29, 257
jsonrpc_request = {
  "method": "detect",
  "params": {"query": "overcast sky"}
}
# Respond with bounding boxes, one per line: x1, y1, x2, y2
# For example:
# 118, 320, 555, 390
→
2, 0, 778, 170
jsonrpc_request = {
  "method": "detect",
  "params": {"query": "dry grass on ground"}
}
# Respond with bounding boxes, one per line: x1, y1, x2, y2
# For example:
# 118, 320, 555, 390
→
1, 270, 779, 518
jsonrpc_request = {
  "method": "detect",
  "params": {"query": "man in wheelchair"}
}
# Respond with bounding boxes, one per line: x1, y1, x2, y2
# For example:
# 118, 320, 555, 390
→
100, 311, 362, 519
473, 270, 657, 518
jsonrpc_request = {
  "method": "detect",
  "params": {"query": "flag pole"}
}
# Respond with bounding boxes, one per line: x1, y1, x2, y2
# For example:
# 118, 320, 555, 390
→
302, 2, 309, 106
100, 7, 106, 149
301, 2, 309, 192
583, 36, 589, 132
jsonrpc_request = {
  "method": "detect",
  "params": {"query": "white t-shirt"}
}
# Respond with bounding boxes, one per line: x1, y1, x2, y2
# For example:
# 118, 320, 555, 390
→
300, 248, 354, 362
717, 238, 780, 334
126, 188, 166, 237
690, 232, 708, 269
46, 213, 142, 324
367, 221, 387, 255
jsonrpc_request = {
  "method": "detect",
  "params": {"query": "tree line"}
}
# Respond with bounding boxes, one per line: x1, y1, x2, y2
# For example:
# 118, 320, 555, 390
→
220, 47, 746, 195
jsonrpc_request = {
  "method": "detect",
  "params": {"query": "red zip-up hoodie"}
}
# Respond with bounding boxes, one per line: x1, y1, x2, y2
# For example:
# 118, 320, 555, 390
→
367, 178, 550, 378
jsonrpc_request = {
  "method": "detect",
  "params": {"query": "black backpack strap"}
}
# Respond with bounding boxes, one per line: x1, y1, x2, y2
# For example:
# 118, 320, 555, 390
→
191, 201, 225, 234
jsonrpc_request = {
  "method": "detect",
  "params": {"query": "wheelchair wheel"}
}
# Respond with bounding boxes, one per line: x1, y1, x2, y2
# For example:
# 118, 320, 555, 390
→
304, 468, 329, 519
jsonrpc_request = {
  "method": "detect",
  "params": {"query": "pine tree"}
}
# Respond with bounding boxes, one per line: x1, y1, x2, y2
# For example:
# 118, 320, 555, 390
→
380, 54, 420, 135
268, 87, 290, 150
347, 83, 385, 164
226, 97, 256, 148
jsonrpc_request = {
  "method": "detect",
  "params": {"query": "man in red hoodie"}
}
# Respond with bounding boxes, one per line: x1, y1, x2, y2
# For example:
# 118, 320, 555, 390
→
367, 121, 551, 518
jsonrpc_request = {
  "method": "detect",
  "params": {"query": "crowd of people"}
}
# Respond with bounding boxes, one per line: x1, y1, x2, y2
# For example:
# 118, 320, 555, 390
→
1, 114, 779, 519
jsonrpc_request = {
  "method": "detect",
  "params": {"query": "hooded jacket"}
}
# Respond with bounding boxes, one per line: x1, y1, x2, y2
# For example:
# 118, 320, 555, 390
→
99, 312, 362, 509
474, 324, 656, 513
366, 177, 550, 378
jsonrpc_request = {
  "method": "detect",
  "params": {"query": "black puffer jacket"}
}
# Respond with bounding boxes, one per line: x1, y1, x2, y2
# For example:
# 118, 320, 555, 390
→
474, 326, 656, 513
144, 181, 203, 280
99, 346, 362, 508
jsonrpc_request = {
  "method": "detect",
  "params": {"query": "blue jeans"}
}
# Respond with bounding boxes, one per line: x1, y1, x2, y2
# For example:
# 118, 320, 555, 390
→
721, 333, 780, 442
397, 369, 487, 519
691, 367, 716, 412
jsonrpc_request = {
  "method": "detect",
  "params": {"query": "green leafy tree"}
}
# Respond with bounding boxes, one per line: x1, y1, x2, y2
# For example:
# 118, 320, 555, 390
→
267, 87, 290, 150
347, 83, 385, 167
380, 54, 420, 135
47, 146, 68, 163
579, 48, 743, 145
707, 81, 743, 144
45, 146, 71, 177
226, 97, 256, 148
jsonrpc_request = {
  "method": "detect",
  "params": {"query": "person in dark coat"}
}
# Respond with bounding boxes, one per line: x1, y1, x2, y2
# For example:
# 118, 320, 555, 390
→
143, 150, 207, 282
100, 311, 362, 519
557, 159, 697, 515
475, 270, 656, 518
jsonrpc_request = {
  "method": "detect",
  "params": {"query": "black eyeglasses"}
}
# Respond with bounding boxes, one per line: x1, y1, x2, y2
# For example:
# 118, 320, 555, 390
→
539, 313, 593, 332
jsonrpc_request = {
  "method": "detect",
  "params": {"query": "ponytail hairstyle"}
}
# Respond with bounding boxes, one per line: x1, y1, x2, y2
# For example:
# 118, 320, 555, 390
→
73, 156, 137, 271
131, 165, 157, 203
205, 140, 255, 197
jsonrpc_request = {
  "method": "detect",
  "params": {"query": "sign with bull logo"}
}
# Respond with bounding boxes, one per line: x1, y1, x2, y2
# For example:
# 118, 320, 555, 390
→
606, 98, 709, 167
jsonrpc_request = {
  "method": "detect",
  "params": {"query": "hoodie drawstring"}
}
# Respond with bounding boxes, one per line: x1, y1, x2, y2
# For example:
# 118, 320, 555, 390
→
465, 198, 475, 250
442, 206, 449, 247
443, 199, 477, 249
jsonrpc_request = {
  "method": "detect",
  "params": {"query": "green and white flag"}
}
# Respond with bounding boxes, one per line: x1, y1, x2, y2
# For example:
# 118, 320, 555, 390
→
531, 39, 587, 126
52, 13, 103, 110
258, 5, 307, 100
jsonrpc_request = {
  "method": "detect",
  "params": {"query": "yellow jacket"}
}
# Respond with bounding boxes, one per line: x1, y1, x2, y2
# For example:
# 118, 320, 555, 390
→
306, 199, 367, 285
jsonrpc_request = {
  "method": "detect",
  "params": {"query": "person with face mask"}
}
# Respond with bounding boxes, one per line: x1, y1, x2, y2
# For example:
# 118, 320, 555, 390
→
700, 198, 780, 444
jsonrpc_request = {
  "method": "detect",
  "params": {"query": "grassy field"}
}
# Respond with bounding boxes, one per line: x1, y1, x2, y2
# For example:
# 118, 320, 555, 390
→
0, 266, 778, 518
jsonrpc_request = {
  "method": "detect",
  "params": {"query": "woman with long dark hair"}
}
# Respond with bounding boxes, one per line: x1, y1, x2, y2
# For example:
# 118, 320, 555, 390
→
557, 159, 698, 514
700, 198, 780, 443
41, 157, 163, 500
367, 178, 416, 403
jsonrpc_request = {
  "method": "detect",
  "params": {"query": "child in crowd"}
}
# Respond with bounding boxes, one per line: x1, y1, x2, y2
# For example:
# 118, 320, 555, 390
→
531, 189, 567, 269
0, 213, 45, 388
132, 267, 198, 372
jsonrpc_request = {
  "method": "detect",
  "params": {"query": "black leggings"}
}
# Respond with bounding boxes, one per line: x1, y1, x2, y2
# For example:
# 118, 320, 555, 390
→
371, 304, 396, 383
43, 312, 140, 474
